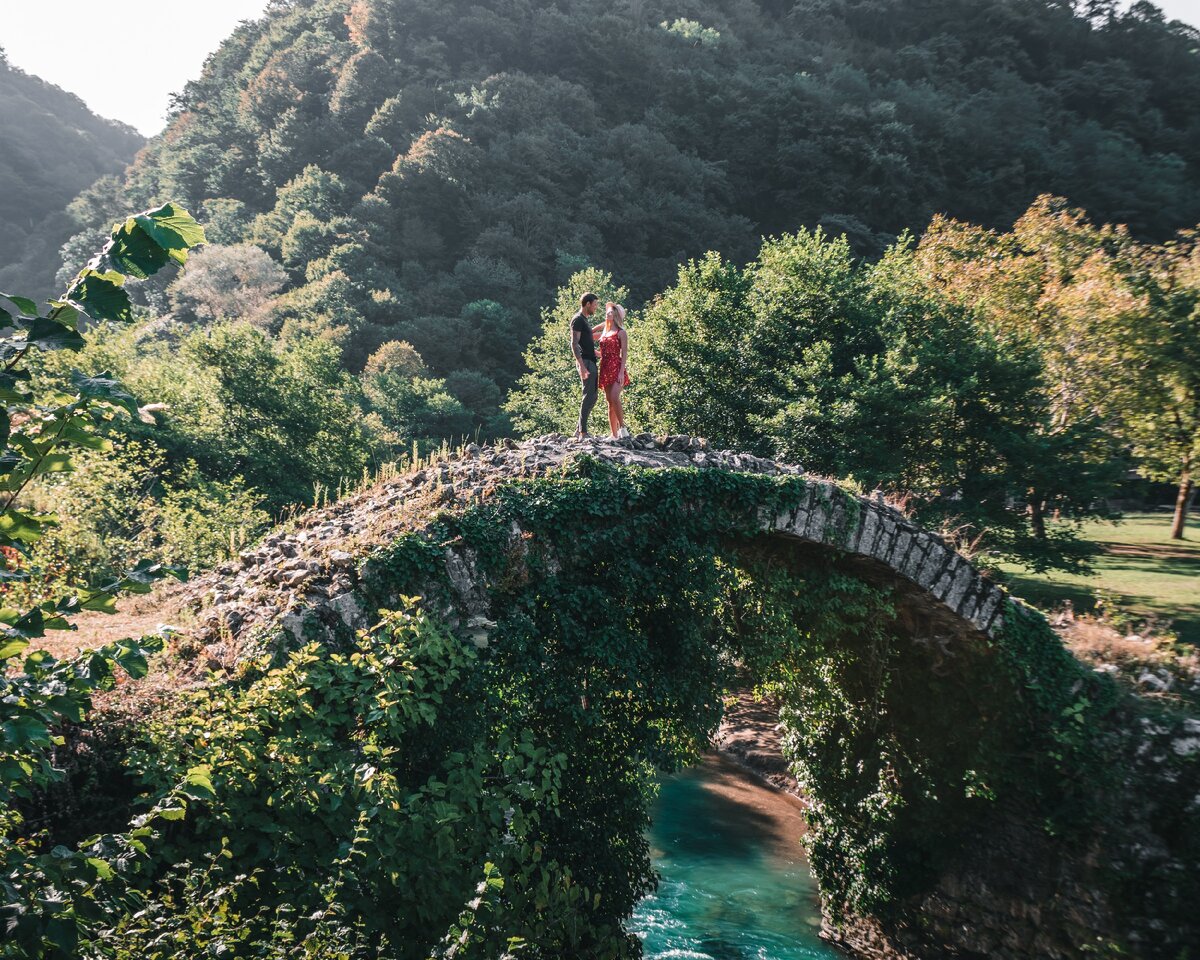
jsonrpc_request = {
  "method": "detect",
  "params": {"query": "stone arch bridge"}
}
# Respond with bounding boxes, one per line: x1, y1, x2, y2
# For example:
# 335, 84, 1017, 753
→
175, 434, 1194, 960
196, 433, 1005, 654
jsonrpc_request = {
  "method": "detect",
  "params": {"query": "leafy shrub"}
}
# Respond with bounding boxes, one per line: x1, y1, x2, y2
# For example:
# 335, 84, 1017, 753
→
1, 203, 207, 959
11, 440, 268, 596
106, 602, 619, 959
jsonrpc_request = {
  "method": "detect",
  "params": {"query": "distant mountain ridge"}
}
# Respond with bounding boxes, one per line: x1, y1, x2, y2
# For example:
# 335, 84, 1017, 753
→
0, 46, 144, 298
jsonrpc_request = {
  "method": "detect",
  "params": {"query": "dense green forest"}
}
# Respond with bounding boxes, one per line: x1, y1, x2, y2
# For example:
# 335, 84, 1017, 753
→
7, 0, 1198, 596
63, 0, 1200, 406
0, 48, 144, 300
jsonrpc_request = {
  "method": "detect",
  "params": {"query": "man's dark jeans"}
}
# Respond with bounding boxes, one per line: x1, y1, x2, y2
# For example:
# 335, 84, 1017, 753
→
577, 359, 597, 435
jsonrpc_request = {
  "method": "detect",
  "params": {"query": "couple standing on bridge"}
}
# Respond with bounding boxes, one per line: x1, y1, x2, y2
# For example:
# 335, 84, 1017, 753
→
571, 292, 633, 440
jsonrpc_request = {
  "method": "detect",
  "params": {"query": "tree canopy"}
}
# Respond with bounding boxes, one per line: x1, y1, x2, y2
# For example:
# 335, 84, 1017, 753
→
53, 0, 1200, 427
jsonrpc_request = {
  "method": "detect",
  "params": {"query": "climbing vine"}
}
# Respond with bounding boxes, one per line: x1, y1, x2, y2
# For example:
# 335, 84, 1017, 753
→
353, 459, 1127, 932
22, 457, 1179, 957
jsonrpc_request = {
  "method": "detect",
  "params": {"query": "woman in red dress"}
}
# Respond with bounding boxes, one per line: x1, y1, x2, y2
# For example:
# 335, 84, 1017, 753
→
594, 301, 632, 439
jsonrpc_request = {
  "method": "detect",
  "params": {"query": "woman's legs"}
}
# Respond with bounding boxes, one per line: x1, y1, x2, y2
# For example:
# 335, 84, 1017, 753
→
605, 383, 620, 436
611, 383, 626, 433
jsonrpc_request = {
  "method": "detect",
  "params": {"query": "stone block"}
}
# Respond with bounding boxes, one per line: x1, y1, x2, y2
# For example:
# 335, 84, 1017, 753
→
888, 529, 914, 567
871, 514, 898, 561
804, 483, 833, 540
945, 566, 976, 610
931, 556, 962, 601
901, 536, 928, 579
971, 588, 1004, 633
854, 505, 880, 555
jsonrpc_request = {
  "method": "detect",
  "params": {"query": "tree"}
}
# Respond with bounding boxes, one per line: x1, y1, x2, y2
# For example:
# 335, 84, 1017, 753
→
361, 339, 474, 448
167, 243, 286, 323
913, 196, 1200, 538
157, 322, 379, 508
628, 230, 1115, 570
1116, 237, 1200, 538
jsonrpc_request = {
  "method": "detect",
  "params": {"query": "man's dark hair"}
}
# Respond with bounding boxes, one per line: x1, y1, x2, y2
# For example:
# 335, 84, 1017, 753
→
580, 293, 599, 308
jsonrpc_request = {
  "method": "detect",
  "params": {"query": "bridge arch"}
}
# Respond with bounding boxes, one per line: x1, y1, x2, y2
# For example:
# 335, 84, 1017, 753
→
191, 435, 1194, 960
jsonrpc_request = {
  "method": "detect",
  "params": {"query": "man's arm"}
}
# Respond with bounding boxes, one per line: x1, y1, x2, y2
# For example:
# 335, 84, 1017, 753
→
571, 325, 589, 380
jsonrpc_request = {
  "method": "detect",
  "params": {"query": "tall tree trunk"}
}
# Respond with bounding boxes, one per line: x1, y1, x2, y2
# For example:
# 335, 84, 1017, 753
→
1171, 466, 1193, 540
1029, 491, 1047, 541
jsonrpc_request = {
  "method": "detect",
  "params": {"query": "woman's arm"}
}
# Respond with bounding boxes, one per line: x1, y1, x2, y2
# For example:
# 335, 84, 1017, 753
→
591, 321, 605, 340
618, 329, 629, 374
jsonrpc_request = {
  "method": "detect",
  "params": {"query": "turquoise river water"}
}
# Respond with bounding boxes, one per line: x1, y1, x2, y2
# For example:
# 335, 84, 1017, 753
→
628, 754, 842, 960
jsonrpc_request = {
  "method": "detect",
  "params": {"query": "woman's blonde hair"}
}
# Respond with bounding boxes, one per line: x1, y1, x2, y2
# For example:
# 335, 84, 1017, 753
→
606, 301, 627, 329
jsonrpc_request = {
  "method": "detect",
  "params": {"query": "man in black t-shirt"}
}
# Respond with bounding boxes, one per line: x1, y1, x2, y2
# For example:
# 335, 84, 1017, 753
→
571, 292, 600, 438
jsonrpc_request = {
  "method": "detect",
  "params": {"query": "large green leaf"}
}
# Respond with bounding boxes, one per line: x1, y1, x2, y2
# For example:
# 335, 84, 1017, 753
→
1, 714, 50, 748
59, 424, 112, 452
0, 636, 29, 660
66, 269, 133, 323
0, 292, 39, 316
0, 510, 55, 544
20, 316, 86, 351
0, 370, 30, 402
132, 203, 207, 266
101, 558, 188, 596
45, 301, 82, 329
0, 607, 45, 639
71, 371, 138, 415
180, 764, 216, 800
107, 221, 171, 280
0, 459, 71, 493
79, 592, 119, 614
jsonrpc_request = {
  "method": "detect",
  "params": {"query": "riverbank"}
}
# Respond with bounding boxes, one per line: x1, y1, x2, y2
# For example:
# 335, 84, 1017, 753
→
714, 690, 802, 799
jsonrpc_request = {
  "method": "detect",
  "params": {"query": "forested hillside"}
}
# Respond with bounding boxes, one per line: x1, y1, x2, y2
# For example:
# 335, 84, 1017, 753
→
0, 48, 143, 298
67, 0, 1200, 402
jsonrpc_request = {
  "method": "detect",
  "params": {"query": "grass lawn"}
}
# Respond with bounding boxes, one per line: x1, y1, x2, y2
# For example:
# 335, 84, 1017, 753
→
994, 511, 1200, 645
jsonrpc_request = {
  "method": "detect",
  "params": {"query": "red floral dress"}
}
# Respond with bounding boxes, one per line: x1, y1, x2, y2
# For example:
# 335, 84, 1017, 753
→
597, 329, 631, 389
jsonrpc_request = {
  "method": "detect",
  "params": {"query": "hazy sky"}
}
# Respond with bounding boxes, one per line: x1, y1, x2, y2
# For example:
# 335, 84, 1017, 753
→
1146, 0, 1200, 27
1, 1, 271, 135
2, 0, 1199, 137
